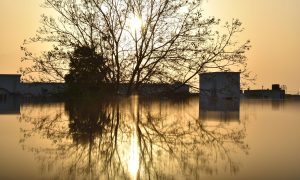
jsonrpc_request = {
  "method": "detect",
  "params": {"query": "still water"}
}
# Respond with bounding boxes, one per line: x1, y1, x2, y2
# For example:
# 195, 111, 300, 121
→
0, 97, 300, 180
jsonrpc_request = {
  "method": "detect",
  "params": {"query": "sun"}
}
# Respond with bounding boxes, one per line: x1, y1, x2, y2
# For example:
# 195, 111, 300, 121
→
129, 15, 143, 32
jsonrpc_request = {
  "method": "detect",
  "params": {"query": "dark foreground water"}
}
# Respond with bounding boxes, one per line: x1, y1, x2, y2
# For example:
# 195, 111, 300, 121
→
0, 96, 300, 180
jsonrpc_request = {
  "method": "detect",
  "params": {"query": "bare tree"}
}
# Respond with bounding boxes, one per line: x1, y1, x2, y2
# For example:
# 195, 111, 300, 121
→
21, 0, 251, 94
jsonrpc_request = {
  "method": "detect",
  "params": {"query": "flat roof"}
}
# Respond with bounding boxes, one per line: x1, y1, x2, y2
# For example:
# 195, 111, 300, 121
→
0, 74, 21, 76
199, 72, 240, 75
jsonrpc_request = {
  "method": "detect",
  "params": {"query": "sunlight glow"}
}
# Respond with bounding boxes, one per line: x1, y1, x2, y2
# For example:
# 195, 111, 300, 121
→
128, 129, 140, 180
127, 95, 140, 180
129, 15, 143, 32
179, 6, 189, 14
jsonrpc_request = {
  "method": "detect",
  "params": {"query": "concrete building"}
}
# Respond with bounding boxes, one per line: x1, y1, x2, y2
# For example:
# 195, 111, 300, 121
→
18, 83, 65, 97
199, 72, 240, 100
0, 74, 20, 95
0, 74, 189, 97
199, 72, 240, 117
244, 84, 285, 99
118, 82, 189, 95
0, 74, 65, 97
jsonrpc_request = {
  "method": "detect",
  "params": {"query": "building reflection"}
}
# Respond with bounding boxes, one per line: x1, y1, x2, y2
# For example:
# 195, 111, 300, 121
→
199, 96, 240, 122
271, 100, 285, 110
18, 96, 248, 179
0, 96, 20, 114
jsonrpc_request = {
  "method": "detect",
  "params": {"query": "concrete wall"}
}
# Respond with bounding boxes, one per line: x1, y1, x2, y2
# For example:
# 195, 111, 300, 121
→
200, 72, 240, 99
244, 89, 285, 99
18, 83, 65, 96
138, 83, 189, 95
118, 83, 189, 95
0, 74, 188, 96
199, 72, 240, 114
0, 75, 21, 93
0, 74, 65, 96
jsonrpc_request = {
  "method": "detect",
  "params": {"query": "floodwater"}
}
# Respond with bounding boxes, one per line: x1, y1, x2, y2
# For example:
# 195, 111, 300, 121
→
0, 96, 300, 180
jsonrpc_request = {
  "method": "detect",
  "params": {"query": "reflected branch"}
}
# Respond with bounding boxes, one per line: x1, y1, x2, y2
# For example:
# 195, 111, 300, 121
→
19, 97, 249, 179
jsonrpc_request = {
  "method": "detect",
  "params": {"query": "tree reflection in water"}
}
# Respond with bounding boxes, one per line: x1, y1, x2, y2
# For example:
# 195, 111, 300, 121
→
19, 96, 249, 180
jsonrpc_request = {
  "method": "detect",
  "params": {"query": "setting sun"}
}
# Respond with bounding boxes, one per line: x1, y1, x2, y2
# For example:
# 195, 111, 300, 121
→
129, 15, 143, 32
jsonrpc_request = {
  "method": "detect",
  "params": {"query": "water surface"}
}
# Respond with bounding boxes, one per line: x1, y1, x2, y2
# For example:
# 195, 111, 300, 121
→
0, 97, 300, 179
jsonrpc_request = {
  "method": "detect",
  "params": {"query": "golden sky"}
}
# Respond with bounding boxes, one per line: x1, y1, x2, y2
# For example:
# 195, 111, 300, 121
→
0, 0, 299, 93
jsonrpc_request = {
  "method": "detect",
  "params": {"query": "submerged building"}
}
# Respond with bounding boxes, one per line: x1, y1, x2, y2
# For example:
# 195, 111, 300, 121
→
199, 72, 241, 121
0, 74, 65, 97
199, 72, 240, 101
199, 72, 240, 119
244, 84, 285, 99
0, 74, 189, 97
117, 82, 189, 95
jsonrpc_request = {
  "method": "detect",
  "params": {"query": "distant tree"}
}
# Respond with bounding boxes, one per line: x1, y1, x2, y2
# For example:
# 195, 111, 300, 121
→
21, 0, 252, 94
64, 46, 112, 93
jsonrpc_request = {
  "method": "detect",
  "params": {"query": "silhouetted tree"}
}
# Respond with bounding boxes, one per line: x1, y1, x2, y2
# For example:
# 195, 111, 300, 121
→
21, 0, 252, 94
64, 46, 114, 94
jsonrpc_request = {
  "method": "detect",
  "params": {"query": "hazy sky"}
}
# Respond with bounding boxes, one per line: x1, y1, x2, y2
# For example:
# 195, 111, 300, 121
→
0, 0, 300, 93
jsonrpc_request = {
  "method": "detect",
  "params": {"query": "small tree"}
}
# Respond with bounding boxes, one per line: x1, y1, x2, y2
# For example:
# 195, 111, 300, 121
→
65, 46, 112, 93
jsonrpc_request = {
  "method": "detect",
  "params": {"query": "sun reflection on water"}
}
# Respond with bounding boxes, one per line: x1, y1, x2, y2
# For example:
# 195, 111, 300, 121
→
127, 95, 140, 180
128, 129, 140, 180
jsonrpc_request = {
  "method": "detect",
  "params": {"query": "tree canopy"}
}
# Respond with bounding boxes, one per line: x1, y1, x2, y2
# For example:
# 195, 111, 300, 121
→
65, 46, 113, 93
21, 0, 251, 94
